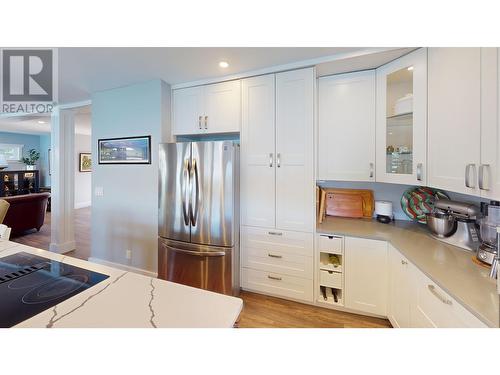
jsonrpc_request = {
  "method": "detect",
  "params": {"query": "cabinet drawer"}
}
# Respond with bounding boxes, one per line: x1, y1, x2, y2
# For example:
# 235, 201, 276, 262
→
241, 246, 313, 279
241, 226, 313, 257
413, 269, 487, 328
319, 269, 342, 289
317, 234, 343, 255
241, 268, 313, 302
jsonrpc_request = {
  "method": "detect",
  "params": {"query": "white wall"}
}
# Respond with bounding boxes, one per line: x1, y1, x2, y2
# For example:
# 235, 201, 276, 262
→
74, 133, 92, 209
90, 80, 171, 273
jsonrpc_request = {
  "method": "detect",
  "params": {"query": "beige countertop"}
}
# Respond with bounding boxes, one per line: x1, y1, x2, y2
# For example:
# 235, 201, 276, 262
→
317, 217, 499, 328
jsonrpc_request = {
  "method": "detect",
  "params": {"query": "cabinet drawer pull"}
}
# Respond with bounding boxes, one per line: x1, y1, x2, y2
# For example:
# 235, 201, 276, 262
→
276, 153, 281, 168
269, 153, 273, 168
204, 115, 208, 129
369, 162, 374, 178
427, 285, 452, 305
267, 275, 282, 281
198, 116, 202, 129
401, 260, 408, 265
268, 253, 282, 259
268, 231, 283, 236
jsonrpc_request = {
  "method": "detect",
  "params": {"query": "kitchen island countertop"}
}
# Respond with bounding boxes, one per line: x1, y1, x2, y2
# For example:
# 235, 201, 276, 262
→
0, 240, 243, 328
317, 216, 499, 328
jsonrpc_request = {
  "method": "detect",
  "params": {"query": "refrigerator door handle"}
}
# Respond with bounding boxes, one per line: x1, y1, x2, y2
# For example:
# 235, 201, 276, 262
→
181, 158, 190, 226
167, 246, 226, 257
189, 158, 200, 226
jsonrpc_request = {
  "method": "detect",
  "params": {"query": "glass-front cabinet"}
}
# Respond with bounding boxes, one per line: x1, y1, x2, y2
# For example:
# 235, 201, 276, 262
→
376, 48, 427, 185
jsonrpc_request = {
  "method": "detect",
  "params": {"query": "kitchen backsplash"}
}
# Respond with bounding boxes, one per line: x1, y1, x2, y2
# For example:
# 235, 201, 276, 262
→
317, 180, 490, 221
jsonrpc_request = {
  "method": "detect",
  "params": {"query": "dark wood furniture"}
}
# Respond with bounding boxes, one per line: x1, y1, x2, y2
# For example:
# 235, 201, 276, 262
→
0, 170, 40, 197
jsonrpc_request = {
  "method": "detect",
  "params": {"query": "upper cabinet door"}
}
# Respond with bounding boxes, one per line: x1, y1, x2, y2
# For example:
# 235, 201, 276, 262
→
275, 68, 314, 233
241, 74, 276, 228
204, 80, 241, 134
428, 48, 481, 195
479, 48, 500, 200
318, 70, 376, 181
376, 48, 427, 185
172, 86, 205, 135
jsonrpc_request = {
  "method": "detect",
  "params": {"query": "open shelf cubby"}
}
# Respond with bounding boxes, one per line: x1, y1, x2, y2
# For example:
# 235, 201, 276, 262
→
318, 286, 343, 306
319, 252, 342, 273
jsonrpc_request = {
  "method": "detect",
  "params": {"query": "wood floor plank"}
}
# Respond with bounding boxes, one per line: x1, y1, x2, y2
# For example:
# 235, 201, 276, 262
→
10, 207, 91, 261
238, 291, 392, 328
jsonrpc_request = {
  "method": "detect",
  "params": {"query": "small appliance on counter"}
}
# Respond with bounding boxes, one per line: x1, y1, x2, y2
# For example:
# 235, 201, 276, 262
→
425, 199, 480, 252
375, 200, 393, 224
477, 204, 500, 266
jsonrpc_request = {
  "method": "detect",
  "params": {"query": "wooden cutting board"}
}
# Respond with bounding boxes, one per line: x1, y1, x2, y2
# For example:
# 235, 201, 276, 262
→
322, 188, 374, 218
326, 193, 364, 218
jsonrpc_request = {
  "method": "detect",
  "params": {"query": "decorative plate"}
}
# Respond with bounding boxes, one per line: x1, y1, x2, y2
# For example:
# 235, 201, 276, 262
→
400, 187, 449, 224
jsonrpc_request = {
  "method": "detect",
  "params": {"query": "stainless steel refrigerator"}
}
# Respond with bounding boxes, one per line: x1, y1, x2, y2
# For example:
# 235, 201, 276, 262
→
158, 141, 239, 296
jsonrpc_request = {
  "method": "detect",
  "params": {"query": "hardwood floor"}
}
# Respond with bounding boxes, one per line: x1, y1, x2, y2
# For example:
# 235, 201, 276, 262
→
238, 291, 392, 328
10, 207, 91, 261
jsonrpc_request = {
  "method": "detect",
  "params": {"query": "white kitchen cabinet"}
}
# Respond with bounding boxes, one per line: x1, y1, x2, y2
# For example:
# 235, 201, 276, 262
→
387, 245, 412, 328
428, 48, 482, 195
241, 74, 276, 228
172, 86, 205, 135
318, 70, 376, 181
344, 236, 388, 316
172, 80, 241, 135
376, 48, 427, 185
479, 48, 500, 200
275, 68, 315, 232
204, 80, 241, 133
410, 264, 487, 328
241, 68, 314, 233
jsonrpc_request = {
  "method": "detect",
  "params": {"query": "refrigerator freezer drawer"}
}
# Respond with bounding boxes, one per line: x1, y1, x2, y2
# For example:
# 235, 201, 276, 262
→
158, 238, 239, 296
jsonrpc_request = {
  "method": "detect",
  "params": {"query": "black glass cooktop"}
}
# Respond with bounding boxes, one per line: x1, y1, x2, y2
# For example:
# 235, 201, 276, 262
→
0, 252, 109, 328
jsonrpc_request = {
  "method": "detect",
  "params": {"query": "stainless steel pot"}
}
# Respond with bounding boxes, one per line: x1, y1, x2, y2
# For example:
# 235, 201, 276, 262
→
426, 212, 457, 238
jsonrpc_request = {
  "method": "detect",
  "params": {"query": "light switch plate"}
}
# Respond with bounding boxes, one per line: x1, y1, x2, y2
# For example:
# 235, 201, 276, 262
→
95, 186, 104, 197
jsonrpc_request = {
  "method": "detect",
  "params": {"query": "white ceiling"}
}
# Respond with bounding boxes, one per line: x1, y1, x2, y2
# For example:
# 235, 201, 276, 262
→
0, 108, 91, 136
57, 47, 408, 103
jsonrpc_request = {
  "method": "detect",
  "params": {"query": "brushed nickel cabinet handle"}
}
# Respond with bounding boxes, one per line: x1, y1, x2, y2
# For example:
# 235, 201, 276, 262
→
465, 164, 477, 188
479, 164, 490, 190
369, 162, 374, 178
268, 253, 282, 259
268, 231, 283, 236
416, 163, 423, 181
401, 259, 408, 265
204, 115, 208, 129
267, 275, 282, 281
277, 153, 281, 168
427, 285, 452, 305
269, 153, 273, 168
198, 116, 202, 129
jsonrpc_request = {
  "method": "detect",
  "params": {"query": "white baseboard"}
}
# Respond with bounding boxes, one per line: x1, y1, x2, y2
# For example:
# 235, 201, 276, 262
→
74, 201, 91, 209
88, 257, 158, 278
49, 241, 76, 254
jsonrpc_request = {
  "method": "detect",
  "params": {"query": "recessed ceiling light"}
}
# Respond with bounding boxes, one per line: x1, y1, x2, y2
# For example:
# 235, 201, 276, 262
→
407, 66, 414, 71
38, 120, 46, 124
219, 61, 229, 68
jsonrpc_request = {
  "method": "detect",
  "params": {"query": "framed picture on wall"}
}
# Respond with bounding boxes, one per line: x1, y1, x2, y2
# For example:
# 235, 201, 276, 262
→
79, 153, 92, 172
98, 136, 151, 164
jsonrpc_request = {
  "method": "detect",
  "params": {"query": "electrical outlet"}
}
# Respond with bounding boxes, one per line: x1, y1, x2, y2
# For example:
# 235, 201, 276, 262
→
125, 250, 132, 260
